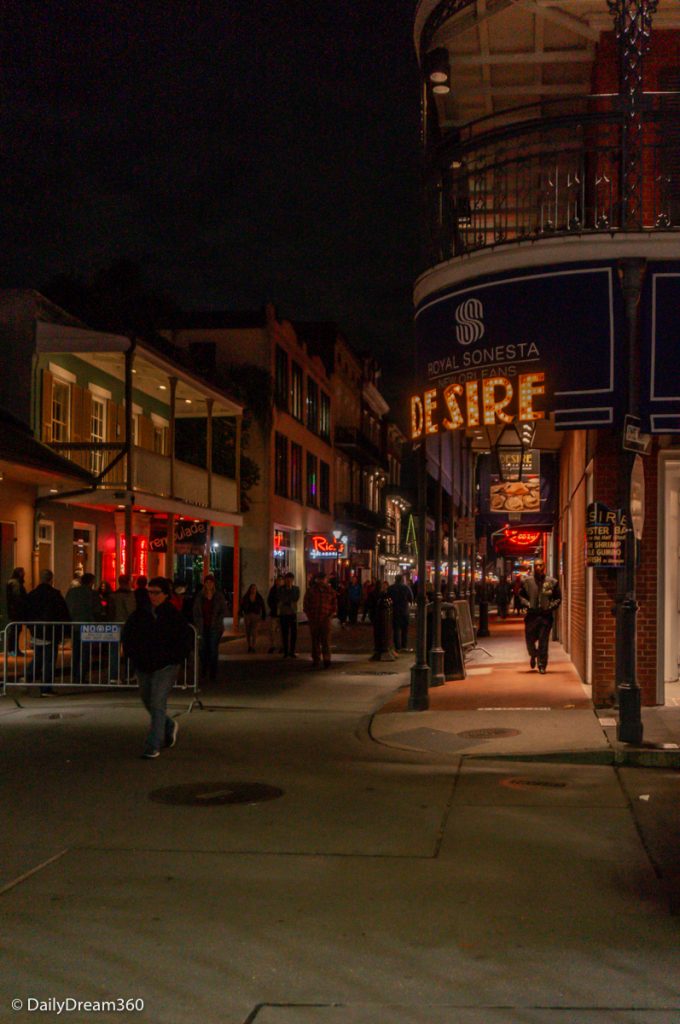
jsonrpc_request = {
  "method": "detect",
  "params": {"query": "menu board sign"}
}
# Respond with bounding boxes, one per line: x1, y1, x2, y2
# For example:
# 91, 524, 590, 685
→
586, 502, 627, 568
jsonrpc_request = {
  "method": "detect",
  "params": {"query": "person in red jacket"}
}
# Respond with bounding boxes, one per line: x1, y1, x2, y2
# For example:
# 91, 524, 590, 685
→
303, 573, 337, 669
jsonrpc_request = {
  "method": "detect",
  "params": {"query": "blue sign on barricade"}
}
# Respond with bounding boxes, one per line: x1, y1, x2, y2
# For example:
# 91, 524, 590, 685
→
81, 624, 122, 643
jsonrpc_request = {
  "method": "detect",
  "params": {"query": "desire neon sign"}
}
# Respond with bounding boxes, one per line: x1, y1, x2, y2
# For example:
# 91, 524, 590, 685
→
410, 372, 546, 440
503, 528, 542, 547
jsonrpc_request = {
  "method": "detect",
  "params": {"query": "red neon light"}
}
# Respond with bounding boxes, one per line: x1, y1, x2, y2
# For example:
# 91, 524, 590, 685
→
311, 535, 345, 555
502, 528, 542, 546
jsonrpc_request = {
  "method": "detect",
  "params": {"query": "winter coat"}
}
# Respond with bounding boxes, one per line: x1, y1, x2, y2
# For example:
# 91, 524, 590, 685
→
65, 585, 97, 622
122, 599, 194, 672
240, 593, 266, 619
112, 588, 136, 623
26, 583, 70, 624
192, 588, 227, 634
277, 585, 300, 616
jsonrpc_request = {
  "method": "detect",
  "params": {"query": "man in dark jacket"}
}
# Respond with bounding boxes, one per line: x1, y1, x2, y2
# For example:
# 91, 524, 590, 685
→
387, 574, 414, 652
25, 570, 70, 695
122, 576, 194, 758
519, 560, 562, 674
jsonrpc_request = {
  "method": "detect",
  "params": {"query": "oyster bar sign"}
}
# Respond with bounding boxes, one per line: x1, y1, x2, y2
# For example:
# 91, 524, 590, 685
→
412, 263, 624, 438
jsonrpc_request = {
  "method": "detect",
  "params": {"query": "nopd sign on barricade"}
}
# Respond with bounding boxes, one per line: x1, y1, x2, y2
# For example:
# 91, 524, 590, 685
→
80, 623, 122, 643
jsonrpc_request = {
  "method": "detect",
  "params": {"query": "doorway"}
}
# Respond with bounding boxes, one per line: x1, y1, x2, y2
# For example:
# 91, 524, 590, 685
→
661, 456, 680, 694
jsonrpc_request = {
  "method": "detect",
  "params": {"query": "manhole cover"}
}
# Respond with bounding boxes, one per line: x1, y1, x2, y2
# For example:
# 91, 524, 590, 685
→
502, 777, 567, 789
149, 781, 284, 806
30, 712, 85, 721
457, 728, 521, 739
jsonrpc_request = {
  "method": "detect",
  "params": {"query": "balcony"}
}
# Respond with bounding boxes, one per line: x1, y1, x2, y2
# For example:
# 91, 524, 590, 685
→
335, 502, 395, 533
424, 93, 680, 265
334, 426, 388, 470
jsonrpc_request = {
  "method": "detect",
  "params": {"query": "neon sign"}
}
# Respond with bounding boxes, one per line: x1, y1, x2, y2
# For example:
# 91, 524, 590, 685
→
309, 534, 346, 558
410, 372, 546, 440
502, 528, 542, 547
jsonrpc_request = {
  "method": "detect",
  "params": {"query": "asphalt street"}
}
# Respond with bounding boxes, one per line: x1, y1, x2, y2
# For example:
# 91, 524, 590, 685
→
1, 621, 679, 1024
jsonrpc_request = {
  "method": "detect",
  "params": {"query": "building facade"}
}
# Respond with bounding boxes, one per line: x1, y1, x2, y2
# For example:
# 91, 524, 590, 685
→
412, 0, 680, 711
0, 290, 243, 606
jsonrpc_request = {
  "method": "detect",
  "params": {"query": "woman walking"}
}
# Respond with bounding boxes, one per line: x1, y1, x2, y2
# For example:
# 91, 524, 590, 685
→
239, 583, 266, 653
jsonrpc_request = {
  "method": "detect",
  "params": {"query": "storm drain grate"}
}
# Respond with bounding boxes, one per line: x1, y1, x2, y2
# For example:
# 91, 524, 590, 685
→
149, 781, 284, 806
502, 777, 567, 789
457, 728, 521, 739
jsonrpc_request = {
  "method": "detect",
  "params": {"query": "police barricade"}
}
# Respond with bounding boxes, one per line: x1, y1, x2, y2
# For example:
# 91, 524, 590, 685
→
1, 621, 199, 696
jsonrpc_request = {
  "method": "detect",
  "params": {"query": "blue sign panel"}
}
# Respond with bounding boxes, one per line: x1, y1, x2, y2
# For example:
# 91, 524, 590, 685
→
81, 623, 122, 643
640, 263, 680, 433
415, 263, 625, 430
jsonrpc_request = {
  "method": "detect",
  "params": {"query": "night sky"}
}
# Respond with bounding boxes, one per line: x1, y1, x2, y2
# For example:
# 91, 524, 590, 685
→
2, 1, 423, 413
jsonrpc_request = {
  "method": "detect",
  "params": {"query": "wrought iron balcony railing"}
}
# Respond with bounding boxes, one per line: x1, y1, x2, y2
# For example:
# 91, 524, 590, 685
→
424, 92, 680, 265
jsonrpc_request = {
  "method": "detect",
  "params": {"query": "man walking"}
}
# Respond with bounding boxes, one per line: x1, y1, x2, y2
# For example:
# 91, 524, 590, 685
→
25, 570, 70, 695
303, 573, 337, 669
387, 573, 413, 653
519, 559, 561, 674
277, 572, 300, 658
122, 576, 194, 758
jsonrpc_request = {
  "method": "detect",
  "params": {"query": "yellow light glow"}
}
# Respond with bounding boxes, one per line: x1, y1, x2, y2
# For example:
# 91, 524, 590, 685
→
482, 377, 514, 425
411, 395, 424, 439
518, 372, 546, 421
442, 383, 465, 430
465, 381, 480, 427
424, 389, 439, 434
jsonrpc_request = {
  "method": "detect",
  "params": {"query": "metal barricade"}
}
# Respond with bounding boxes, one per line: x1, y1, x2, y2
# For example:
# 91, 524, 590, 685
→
1, 621, 199, 696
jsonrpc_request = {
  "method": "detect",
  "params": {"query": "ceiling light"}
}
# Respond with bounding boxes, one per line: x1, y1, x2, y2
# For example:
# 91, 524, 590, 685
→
159, 384, 167, 391
433, 83, 450, 95
184, 399, 192, 404
426, 47, 450, 84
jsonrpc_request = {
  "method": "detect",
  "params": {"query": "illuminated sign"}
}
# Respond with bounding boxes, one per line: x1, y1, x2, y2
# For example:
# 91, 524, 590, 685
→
410, 372, 546, 440
415, 264, 624, 430
586, 502, 626, 568
308, 534, 346, 558
502, 528, 542, 547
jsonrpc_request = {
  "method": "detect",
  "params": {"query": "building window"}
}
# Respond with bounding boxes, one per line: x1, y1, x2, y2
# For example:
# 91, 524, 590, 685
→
291, 362, 303, 421
290, 442, 302, 502
320, 391, 331, 441
275, 432, 288, 497
90, 397, 106, 475
306, 452, 318, 507
275, 346, 289, 408
51, 379, 71, 442
306, 378, 319, 433
319, 460, 330, 512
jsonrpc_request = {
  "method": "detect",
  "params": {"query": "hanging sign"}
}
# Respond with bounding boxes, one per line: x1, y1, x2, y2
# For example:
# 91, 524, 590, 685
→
630, 455, 645, 541
307, 534, 346, 559
149, 520, 208, 554
586, 502, 627, 568
414, 263, 624, 434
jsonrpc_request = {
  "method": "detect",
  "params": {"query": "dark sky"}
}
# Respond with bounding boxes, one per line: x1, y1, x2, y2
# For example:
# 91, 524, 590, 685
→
2, 1, 423, 410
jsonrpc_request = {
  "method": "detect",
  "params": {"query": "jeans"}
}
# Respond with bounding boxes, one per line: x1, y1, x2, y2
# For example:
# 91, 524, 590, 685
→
7, 623, 24, 655
309, 619, 331, 666
279, 614, 297, 656
200, 629, 222, 680
137, 664, 179, 753
524, 611, 553, 668
32, 641, 55, 694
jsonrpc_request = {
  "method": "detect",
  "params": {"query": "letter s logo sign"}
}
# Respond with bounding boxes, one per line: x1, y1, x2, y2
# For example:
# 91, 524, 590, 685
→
455, 297, 484, 345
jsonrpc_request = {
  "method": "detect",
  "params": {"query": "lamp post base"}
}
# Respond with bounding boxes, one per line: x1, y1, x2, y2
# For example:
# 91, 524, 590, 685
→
408, 662, 431, 710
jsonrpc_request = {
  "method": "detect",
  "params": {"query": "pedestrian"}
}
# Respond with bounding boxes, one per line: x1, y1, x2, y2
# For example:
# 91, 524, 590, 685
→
495, 576, 511, 620
336, 580, 348, 627
134, 575, 151, 612
303, 572, 337, 669
387, 573, 413, 653
277, 571, 300, 658
95, 580, 116, 621
25, 569, 70, 695
112, 574, 136, 623
240, 583, 266, 653
519, 559, 562, 674
512, 576, 524, 615
192, 573, 227, 681
66, 572, 97, 684
122, 576, 194, 759
361, 579, 374, 622
6, 566, 27, 656
267, 576, 284, 653
347, 575, 361, 625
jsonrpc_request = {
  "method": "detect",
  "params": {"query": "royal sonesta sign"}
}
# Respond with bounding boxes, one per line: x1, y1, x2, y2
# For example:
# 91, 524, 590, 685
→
413, 263, 624, 435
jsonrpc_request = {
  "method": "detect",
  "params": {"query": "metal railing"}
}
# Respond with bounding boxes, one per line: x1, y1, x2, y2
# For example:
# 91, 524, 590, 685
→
1, 621, 199, 695
424, 92, 680, 263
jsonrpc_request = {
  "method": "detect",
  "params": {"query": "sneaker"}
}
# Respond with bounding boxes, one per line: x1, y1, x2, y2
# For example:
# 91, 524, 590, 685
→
538, 665, 546, 674
141, 749, 160, 759
166, 719, 179, 749
530, 656, 536, 669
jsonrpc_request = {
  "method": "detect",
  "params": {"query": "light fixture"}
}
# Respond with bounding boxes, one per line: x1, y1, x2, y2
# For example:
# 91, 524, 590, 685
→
49, 487, 58, 493
184, 399, 192, 404
492, 422, 536, 482
426, 47, 450, 85
159, 384, 167, 391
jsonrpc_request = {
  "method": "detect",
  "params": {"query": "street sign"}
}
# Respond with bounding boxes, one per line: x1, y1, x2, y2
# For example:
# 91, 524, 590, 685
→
630, 455, 645, 541
456, 517, 475, 544
623, 415, 652, 455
